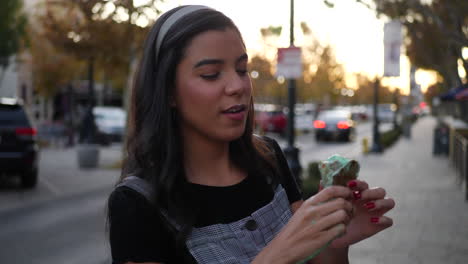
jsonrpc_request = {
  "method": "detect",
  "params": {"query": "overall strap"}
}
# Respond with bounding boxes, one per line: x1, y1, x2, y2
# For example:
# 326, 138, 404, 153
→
117, 176, 197, 263
117, 175, 155, 204
117, 175, 183, 231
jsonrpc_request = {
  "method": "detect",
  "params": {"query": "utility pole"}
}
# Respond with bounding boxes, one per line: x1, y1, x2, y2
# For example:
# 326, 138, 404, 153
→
79, 57, 97, 144
371, 78, 383, 153
283, 0, 302, 187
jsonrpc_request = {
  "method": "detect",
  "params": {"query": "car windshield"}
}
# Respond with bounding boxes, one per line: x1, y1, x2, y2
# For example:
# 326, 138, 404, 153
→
317, 110, 350, 120
0, 105, 29, 126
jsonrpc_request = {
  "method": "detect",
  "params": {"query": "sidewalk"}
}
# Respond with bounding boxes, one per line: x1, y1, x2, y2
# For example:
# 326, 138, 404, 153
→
349, 116, 468, 264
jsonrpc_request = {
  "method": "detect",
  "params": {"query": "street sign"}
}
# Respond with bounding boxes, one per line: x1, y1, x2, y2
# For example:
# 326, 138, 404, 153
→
276, 47, 302, 79
383, 20, 402, 77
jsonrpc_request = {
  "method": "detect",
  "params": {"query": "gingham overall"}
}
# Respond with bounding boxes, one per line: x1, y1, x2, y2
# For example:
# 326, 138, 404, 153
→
118, 176, 293, 264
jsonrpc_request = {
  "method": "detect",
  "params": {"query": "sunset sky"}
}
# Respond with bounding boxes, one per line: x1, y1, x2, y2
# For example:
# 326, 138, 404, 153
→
133, 1, 445, 93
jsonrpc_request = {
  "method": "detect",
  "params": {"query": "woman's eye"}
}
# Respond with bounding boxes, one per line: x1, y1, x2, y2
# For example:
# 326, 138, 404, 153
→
200, 72, 220, 80
237, 69, 248, 76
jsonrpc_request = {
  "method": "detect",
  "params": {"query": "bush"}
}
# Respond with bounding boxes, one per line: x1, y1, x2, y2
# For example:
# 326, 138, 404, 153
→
302, 161, 321, 199
381, 127, 402, 149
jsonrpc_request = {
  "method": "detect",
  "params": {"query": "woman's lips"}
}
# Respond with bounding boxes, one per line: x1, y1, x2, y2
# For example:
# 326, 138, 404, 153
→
222, 104, 246, 114
222, 108, 246, 121
221, 104, 247, 121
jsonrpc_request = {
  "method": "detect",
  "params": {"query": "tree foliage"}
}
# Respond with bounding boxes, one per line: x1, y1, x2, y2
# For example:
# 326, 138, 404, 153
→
249, 55, 286, 104
0, 0, 27, 73
375, 0, 467, 90
352, 74, 395, 104
304, 45, 346, 105
28, 26, 84, 97
32, 0, 162, 95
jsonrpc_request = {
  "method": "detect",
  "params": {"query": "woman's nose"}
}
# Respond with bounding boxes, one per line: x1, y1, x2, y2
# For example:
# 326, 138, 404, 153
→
225, 72, 250, 95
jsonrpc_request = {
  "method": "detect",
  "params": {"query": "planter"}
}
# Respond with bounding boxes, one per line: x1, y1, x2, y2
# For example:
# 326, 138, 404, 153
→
77, 144, 100, 169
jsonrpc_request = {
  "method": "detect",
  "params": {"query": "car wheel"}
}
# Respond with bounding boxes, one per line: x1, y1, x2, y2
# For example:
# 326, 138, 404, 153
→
315, 134, 321, 142
21, 169, 38, 188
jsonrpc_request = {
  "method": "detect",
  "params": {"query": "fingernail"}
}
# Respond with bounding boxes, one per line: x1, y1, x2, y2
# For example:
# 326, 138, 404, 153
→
370, 217, 379, 223
353, 191, 361, 200
347, 180, 357, 188
365, 202, 375, 209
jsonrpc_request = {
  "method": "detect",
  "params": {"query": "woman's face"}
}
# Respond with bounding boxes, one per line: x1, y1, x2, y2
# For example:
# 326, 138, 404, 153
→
174, 28, 252, 143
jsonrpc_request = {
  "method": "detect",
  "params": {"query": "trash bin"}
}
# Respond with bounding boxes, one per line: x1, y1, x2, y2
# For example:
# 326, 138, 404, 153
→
433, 124, 449, 155
77, 144, 100, 168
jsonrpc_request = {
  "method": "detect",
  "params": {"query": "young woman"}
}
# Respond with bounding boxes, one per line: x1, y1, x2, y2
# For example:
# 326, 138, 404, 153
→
107, 5, 395, 264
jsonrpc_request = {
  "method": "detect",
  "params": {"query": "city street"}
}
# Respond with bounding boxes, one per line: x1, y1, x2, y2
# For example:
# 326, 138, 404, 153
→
0, 121, 376, 263
1, 1, 465, 263
1, 118, 467, 263
0, 144, 121, 263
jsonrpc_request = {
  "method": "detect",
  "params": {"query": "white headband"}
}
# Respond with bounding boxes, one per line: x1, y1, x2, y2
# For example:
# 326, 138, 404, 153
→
155, 5, 210, 60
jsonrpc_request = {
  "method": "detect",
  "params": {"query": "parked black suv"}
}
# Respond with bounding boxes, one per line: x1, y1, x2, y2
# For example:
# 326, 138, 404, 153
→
0, 98, 39, 188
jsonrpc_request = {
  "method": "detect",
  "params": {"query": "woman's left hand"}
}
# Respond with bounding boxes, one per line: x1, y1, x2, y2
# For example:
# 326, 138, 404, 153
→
330, 179, 395, 248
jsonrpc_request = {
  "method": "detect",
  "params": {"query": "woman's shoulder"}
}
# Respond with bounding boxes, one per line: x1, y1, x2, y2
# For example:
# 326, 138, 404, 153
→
253, 134, 303, 204
109, 175, 156, 208
108, 184, 158, 224
108, 185, 176, 263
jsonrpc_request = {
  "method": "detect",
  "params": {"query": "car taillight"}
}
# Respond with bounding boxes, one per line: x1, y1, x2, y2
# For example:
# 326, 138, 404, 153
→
15, 128, 37, 135
337, 121, 350, 129
314, 120, 326, 129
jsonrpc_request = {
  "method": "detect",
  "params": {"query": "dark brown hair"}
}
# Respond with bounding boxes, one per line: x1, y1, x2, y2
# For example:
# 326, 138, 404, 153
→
114, 5, 279, 252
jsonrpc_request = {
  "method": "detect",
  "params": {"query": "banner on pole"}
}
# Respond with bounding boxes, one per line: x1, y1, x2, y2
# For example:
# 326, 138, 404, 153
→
276, 47, 302, 79
383, 20, 402, 77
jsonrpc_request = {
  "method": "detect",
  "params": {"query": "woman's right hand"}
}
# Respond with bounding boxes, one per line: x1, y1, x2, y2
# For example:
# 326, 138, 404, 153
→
253, 186, 353, 264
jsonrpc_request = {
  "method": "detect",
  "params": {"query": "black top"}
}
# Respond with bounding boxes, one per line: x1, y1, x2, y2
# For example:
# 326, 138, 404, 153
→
108, 139, 302, 264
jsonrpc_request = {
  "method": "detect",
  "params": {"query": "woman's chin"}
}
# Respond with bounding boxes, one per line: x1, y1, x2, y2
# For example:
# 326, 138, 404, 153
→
218, 127, 246, 142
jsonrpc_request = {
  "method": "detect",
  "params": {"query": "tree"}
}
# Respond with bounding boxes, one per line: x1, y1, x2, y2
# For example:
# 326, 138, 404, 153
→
352, 73, 394, 104
28, 26, 84, 97
0, 0, 27, 83
299, 22, 346, 105
34, 0, 163, 143
306, 45, 346, 105
376, 0, 467, 90
36, 0, 162, 95
249, 55, 286, 105
324, 0, 468, 90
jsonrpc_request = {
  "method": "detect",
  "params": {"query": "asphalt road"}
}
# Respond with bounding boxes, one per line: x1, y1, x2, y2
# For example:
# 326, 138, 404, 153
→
0, 187, 112, 264
0, 121, 391, 264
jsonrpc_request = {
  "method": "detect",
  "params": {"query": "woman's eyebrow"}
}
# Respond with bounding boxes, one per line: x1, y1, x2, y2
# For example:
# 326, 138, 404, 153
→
193, 59, 223, 68
193, 54, 248, 69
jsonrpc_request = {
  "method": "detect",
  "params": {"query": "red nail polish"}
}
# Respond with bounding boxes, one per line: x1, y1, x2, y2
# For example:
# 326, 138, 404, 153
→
365, 202, 375, 209
353, 191, 361, 199
347, 180, 357, 188
371, 217, 379, 223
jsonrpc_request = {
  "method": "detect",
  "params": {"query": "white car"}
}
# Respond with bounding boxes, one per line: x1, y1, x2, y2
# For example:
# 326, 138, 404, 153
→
294, 103, 316, 133
93, 106, 127, 145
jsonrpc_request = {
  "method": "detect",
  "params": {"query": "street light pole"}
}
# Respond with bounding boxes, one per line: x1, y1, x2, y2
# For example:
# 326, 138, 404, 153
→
371, 78, 383, 153
283, 0, 302, 187
79, 57, 98, 144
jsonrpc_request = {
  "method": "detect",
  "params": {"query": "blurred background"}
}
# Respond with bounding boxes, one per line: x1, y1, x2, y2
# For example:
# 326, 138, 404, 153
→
0, 0, 467, 263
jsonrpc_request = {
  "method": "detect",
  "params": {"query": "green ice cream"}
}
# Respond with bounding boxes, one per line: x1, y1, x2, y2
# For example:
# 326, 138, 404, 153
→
319, 154, 360, 187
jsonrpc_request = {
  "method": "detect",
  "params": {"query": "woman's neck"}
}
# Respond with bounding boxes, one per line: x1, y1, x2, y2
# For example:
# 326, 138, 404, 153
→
182, 135, 245, 187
